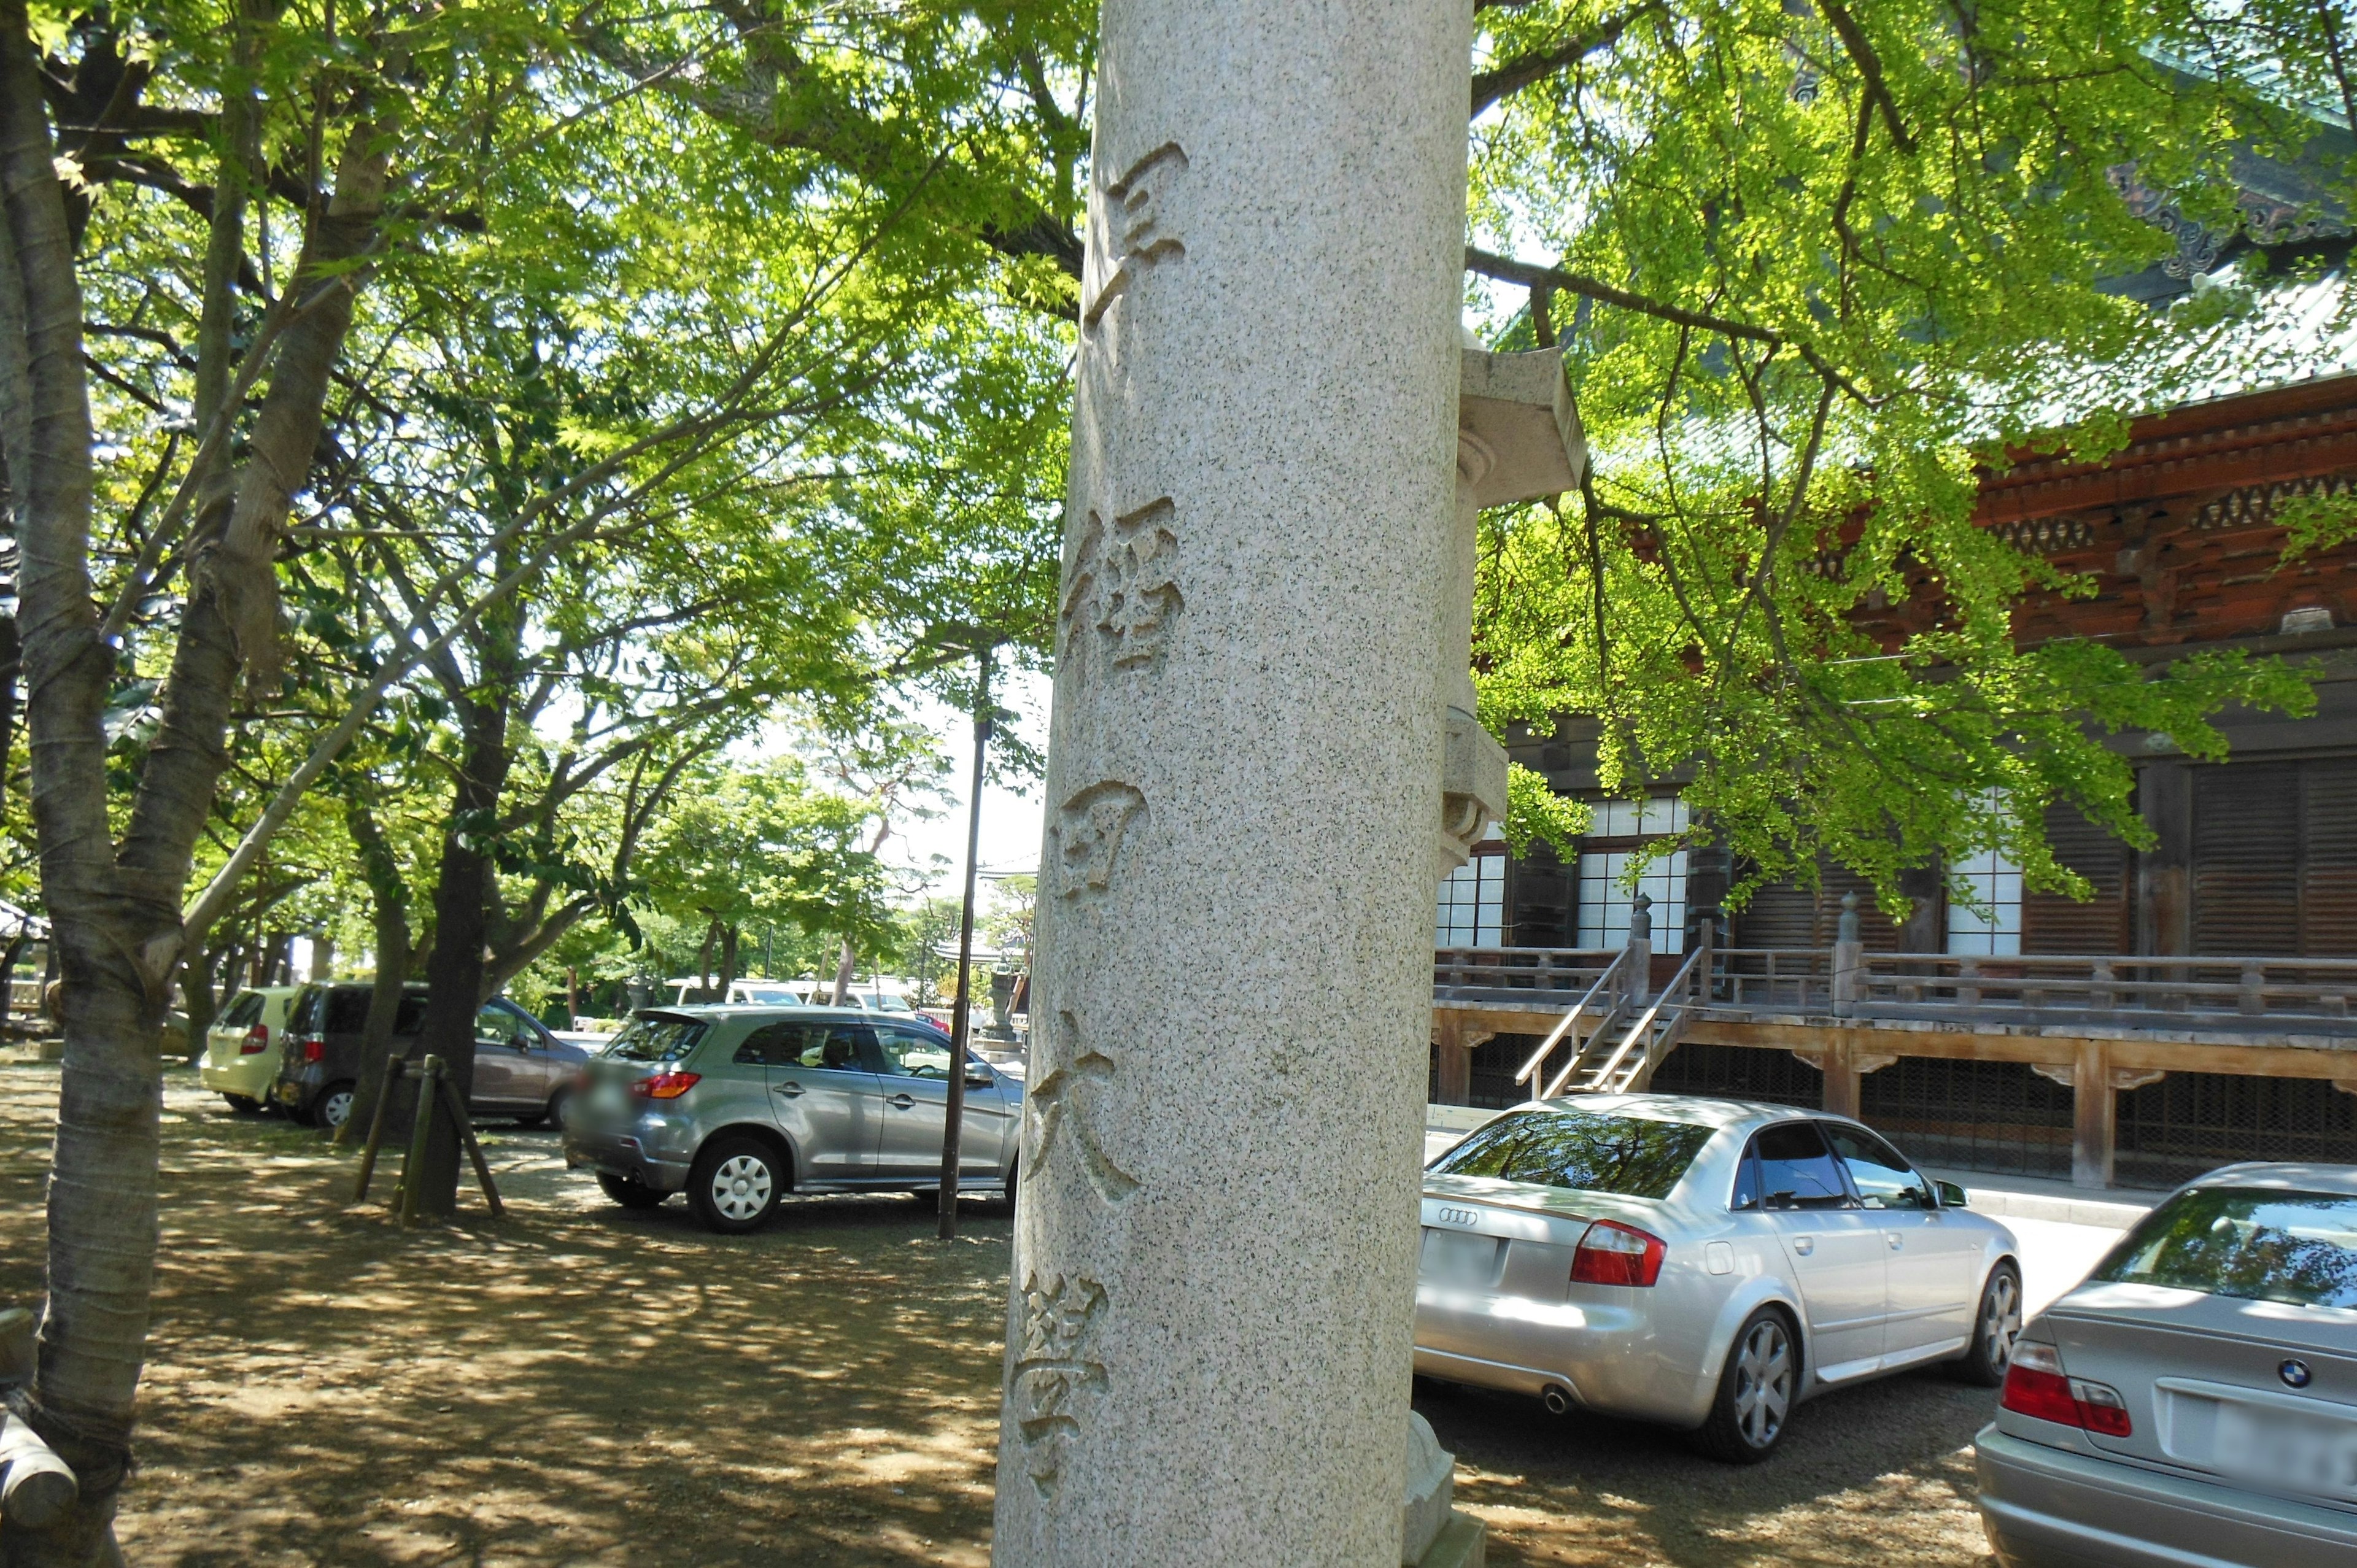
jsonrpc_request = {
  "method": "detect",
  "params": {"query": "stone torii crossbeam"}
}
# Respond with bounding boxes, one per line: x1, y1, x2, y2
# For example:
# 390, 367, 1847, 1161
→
997, 0, 1585, 1559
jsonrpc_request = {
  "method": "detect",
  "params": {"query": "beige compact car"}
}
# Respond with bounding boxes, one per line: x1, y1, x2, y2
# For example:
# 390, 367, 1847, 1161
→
1976, 1163, 2357, 1566
197, 986, 301, 1111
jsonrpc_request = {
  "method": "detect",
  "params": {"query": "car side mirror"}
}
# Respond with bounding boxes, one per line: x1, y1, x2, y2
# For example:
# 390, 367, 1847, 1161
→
1936, 1180, 1968, 1208
965, 1063, 994, 1086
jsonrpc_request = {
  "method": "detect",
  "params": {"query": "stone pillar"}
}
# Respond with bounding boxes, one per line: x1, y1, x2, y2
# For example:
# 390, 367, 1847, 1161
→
996, 0, 1473, 1558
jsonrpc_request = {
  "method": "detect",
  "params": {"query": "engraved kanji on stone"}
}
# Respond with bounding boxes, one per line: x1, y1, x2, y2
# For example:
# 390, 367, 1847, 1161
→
1052, 780, 1147, 899
1012, 1272, 1109, 1498
1028, 1010, 1140, 1207
1083, 143, 1190, 329
1061, 498, 1182, 673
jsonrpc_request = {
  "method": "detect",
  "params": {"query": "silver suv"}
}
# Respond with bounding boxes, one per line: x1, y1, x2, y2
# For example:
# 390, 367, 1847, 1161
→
562, 1006, 1022, 1233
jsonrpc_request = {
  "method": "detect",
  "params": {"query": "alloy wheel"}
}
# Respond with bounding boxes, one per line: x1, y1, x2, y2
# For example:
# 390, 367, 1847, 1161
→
710, 1154, 774, 1221
1983, 1272, 2022, 1370
1732, 1318, 1792, 1450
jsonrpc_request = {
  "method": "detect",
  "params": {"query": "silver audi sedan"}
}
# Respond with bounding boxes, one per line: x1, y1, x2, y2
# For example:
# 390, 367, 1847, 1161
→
1975, 1164, 2357, 1567
1415, 1095, 2022, 1462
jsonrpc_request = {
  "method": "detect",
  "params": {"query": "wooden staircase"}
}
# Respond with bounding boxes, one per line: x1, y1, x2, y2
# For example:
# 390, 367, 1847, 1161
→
1513, 907, 1711, 1099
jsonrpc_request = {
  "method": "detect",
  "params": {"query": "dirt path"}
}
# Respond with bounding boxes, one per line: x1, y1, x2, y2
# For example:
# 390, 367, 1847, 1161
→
0, 1064, 1999, 1565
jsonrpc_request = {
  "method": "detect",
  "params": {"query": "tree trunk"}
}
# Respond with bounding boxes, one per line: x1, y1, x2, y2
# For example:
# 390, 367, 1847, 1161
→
339, 798, 415, 1144
719, 925, 740, 992
2, 7, 156, 1555
695, 920, 716, 996
405, 698, 512, 1218
829, 938, 856, 1005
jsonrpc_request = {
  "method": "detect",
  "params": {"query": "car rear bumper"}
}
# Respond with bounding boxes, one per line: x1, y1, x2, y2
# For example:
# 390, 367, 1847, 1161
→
198, 1049, 276, 1099
1413, 1287, 1706, 1427
1975, 1424, 2357, 1568
564, 1128, 690, 1193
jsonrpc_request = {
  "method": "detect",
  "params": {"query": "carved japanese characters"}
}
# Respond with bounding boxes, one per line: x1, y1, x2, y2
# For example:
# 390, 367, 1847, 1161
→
1083, 144, 1190, 330
1061, 500, 1183, 676
1012, 1272, 1110, 1498
1051, 781, 1147, 900
1027, 1010, 1140, 1208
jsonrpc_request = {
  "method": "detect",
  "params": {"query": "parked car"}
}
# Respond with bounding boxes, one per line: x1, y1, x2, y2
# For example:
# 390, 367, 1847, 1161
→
1414, 1095, 2022, 1462
272, 983, 590, 1132
1975, 1164, 2357, 1566
563, 1005, 1020, 1233
196, 986, 301, 1111
718, 978, 923, 1016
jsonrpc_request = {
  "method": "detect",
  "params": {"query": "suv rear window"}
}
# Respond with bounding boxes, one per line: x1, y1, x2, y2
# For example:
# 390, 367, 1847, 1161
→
606, 1014, 709, 1063
2092, 1188, 2357, 1310
1427, 1108, 1715, 1199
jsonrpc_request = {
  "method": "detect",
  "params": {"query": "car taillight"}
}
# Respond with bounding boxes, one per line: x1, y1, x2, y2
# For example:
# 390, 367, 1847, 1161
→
299, 1035, 325, 1063
2000, 1342, 2132, 1436
238, 1025, 269, 1055
629, 1071, 700, 1100
1569, 1219, 1668, 1287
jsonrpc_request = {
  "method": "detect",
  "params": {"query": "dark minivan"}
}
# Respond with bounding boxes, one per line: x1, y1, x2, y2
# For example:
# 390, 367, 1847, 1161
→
273, 983, 589, 1132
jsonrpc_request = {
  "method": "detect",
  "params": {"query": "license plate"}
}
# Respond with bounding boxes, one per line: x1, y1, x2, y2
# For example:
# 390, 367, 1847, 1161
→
2213, 1402, 2357, 1502
1420, 1227, 1503, 1289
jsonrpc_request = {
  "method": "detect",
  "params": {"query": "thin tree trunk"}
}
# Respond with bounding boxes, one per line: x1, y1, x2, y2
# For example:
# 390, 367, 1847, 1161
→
695, 920, 717, 997
719, 925, 739, 992
339, 798, 414, 1143
830, 938, 855, 1005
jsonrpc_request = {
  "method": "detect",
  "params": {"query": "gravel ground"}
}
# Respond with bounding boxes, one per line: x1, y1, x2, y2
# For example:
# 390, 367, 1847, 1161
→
0, 1062, 2124, 1565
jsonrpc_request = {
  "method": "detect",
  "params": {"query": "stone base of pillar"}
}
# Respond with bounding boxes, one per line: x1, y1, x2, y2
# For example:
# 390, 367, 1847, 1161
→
1403, 1415, 1488, 1568
1415, 1512, 1486, 1568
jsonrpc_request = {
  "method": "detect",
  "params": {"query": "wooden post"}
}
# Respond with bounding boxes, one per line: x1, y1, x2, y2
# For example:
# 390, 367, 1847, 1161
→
1819, 1033, 1862, 1119
397, 1055, 443, 1224
1830, 893, 1863, 1018
1433, 1011, 1471, 1105
2138, 760, 2191, 960
2071, 1039, 2116, 1190
435, 1069, 506, 1218
352, 1054, 407, 1202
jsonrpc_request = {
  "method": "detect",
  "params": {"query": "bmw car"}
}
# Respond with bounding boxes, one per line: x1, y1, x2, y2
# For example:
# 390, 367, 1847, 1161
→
1415, 1095, 2022, 1462
1975, 1163, 2357, 1566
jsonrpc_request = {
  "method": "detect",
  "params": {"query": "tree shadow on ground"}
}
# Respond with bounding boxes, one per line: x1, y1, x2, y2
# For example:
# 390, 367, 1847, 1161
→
1419, 1361, 2000, 1567
0, 1064, 2001, 1567
0, 1065, 1014, 1567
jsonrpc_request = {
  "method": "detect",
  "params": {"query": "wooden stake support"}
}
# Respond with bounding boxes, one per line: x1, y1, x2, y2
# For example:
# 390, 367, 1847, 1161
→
352, 1053, 408, 1203
436, 1070, 506, 1219
382, 1053, 505, 1222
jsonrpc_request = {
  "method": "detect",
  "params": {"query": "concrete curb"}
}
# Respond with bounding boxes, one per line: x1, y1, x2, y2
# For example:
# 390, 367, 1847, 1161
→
1923, 1171, 2159, 1230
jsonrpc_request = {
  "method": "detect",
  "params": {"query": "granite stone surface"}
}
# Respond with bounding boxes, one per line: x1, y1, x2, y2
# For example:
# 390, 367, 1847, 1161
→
989, 0, 1473, 1558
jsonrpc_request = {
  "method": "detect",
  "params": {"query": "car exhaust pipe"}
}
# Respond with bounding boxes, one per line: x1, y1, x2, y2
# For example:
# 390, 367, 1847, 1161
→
1540, 1385, 1574, 1416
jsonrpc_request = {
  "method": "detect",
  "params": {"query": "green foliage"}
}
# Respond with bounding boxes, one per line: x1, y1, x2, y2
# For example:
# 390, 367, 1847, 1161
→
1502, 762, 1591, 859
1467, 0, 2353, 906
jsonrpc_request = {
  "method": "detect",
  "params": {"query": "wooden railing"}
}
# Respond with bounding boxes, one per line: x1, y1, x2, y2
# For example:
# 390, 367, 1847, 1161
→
1439, 943, 2357, 1040
1433, 946, 1620, 1005
1844, 952, 2357, 1035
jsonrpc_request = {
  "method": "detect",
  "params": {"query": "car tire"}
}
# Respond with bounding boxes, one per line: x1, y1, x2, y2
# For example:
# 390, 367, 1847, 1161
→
536, 1087, 573, 1133
1002, 1159, 1018, 1210
1949, 1261, 2023, 1387
312, 1081, 356, 1134
687, 1136, 787, 1234
1689, 1307, 1799, 1465
222, 1093, 261, 1113
596, 1173, 668, 1210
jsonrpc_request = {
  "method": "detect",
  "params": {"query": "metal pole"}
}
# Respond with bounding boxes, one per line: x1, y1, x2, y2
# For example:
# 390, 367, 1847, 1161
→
937, 643, 993, 1240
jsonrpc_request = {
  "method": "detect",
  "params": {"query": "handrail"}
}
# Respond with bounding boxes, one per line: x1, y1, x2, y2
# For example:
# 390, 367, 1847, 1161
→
1554, 944, 1706, 1098
1513, 944, 1632, 1087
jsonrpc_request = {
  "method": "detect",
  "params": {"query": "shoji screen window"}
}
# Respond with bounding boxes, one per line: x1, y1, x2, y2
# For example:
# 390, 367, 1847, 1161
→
1572, 798, 1689, 955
